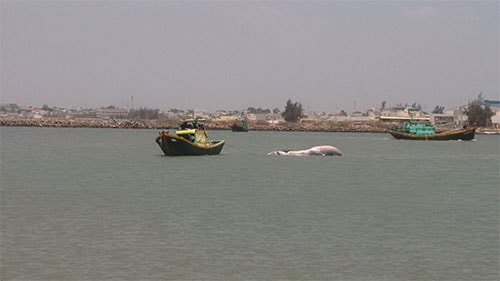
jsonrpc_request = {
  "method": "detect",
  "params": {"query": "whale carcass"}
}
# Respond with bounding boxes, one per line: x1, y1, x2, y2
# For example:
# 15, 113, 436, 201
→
267, 145, 342, 156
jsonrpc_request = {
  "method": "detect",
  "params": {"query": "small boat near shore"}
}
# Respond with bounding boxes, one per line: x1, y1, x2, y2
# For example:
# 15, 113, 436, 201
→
389, 121, 476, 141
156, 119, 225, 156
230, 119, 249, 132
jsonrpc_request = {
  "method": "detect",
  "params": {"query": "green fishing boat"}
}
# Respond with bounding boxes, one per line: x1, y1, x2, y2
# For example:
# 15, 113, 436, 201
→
231, 119, 249, 132
156, 119, 225, 156
389, 121, 476, 141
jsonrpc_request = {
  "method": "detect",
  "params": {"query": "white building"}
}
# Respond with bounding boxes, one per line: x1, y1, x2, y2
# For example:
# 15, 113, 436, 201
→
96, 107, 129, 119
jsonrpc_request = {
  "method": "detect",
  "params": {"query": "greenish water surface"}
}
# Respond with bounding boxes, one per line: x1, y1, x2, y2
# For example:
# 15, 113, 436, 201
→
1, 127, 499, 280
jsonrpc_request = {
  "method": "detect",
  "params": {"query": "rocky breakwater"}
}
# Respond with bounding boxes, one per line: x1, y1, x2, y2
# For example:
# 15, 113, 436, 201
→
1, 117, 393, 132
205, 120, 392, 133
0, 117, 159, 129
3, 117, 497, 134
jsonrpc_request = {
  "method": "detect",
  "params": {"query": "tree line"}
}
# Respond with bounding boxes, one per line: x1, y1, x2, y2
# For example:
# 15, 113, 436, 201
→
2, 94, 495, 127
465, 93, 495, 127
280, 95, 494, 127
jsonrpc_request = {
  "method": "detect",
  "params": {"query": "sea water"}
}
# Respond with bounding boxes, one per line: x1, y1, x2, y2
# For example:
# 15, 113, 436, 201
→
1, 127, 499, 280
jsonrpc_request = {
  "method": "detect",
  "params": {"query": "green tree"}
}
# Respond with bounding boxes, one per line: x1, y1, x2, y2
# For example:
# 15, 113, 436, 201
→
281, 99, 304, 122
247, 107, 271, 114
246, 107, 256, 114
380, 101, 386, 110
169, 108, 184, 114
432, 105, 445, 114
411, 103, 422, 111
128, 107, 159, 120
465, 93, 494, 127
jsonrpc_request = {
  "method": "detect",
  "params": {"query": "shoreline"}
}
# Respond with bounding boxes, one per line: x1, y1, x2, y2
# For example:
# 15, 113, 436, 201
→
0, 117, 394, 133
1, 117, 499, 134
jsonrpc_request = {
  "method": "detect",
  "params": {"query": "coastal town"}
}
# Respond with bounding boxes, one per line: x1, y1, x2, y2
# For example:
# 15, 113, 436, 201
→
1, 100, 499, 134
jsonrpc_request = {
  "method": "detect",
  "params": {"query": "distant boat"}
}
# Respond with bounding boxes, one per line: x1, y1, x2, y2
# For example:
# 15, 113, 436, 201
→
231, 119, 248, 132
155, 119, 225, 156
389, 121, 476, 141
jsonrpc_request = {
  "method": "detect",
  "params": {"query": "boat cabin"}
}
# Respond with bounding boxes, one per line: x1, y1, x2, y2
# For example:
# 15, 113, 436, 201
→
178, 119, 205, 130
403, 121, 435, 135
176, 119, 208, 144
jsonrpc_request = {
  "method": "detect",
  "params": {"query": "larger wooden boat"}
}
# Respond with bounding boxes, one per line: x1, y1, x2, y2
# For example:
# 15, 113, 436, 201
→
389, 121, 476, 141
156, 119, 225, 156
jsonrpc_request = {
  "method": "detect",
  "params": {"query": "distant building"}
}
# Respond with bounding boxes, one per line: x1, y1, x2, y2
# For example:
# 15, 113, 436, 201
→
212, 115, 238, 122
485, 100, 500, 125
378, 107, 430, 122
485, 100, 500, 108
96, 107, 129, 119
251, 113, 282, 123
430, 114, 455, 126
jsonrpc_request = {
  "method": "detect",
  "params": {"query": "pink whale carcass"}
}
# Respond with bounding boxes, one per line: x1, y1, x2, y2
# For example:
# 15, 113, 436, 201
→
267, 145, 342, 156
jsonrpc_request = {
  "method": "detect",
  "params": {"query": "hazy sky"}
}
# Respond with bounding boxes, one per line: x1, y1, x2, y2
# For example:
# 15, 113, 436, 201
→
1, 1, 498, 113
